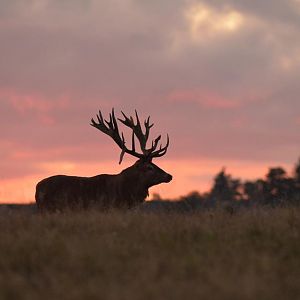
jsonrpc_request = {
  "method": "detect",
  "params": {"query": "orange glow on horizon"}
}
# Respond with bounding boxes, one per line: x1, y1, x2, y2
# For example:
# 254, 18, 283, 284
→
0, 158, 291, 204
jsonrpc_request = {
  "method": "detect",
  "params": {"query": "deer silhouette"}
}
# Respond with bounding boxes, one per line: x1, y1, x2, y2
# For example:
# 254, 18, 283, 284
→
35, 109, 172, 211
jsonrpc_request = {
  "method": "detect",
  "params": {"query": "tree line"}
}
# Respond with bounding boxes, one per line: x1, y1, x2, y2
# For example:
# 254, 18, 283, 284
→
151, 158, 300, 210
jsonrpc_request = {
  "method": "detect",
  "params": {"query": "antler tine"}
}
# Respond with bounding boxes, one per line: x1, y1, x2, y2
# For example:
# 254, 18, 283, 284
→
135, 110, 140, 127
92, 109, 169, 163
92, 108, 145, 164
119, 111, 133, 127
97, 110, 103, 125
118, 110, 170, 159
119, 132, 126, 164
111, 109, 121, 138
91, 111, 109, 134
149, 134, 170, 158
144, 116, 154, 143
150, 135, 161, 152
119, 110, 148, 154
104, 112, 112, 129
130, 110, 148, 152
131, 130, 136, 152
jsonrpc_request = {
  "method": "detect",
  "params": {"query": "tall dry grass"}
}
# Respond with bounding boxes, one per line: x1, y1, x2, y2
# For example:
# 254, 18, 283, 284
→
0, 207, 299, 300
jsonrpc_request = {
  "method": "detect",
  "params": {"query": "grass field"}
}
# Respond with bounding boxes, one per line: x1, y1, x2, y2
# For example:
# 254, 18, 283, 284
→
0, 206, 299, 300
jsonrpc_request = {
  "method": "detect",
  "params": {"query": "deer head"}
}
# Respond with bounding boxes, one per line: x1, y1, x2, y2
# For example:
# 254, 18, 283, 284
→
90, 109, 172, 193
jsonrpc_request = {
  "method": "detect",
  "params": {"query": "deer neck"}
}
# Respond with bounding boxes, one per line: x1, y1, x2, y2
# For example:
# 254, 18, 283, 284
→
120, 168, 148, 202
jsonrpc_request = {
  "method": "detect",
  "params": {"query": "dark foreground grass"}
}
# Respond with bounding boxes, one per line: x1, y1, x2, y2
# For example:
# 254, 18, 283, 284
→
0, 207, 299, 300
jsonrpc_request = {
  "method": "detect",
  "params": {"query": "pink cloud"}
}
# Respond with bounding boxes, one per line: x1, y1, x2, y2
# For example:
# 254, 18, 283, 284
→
0, 88, 70, 125
168, 89, 240, 109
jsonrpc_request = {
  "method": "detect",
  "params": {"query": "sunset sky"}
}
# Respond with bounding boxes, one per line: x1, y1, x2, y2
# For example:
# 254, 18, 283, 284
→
1, 0, 300, 203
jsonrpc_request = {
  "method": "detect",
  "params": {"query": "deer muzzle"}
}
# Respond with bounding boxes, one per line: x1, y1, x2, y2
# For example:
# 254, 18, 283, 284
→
164, 173, 173, 183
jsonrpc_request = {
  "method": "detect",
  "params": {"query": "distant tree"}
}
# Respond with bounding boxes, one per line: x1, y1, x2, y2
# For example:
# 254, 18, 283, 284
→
230, 178, 243, 201
181, 191, 204, 210
210, 168, 231, 204
152, 157, 300, 209
209, 168, 241, 205
243, 181, 255, 201
264, 167, 294, 206
294, 158, 300, 184
291, 158, 300, 205
267, 167, 286, 182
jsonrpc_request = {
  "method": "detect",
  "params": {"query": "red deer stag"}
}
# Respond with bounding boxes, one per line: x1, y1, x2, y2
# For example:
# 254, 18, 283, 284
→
35, 109, 172, 211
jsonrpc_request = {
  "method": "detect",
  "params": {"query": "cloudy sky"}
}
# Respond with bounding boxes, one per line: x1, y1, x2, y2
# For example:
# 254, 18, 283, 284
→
1, 0, 300, 203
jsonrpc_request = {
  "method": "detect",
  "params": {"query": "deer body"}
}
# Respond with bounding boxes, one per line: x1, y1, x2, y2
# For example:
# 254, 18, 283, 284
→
35, 109, 172, 211
36, 160, 172, 211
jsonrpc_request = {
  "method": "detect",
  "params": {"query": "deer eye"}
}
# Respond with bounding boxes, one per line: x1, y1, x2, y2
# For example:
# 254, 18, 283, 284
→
147, 165, 154, 171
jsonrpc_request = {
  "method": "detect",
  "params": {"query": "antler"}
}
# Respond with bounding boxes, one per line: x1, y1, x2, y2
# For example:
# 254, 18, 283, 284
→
91, 109, 169, 164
